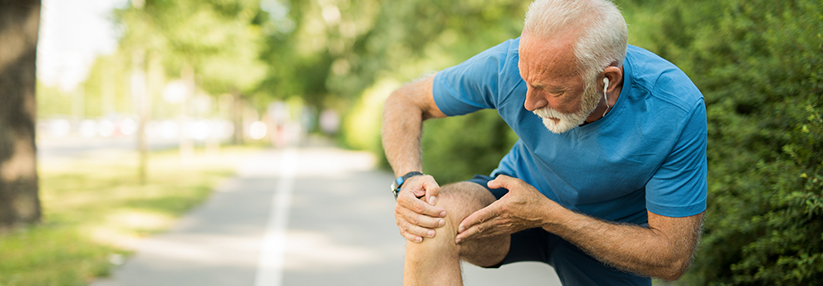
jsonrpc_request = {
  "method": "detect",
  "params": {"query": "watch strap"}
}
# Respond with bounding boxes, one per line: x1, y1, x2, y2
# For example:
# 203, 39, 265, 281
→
391, 171, 424, 199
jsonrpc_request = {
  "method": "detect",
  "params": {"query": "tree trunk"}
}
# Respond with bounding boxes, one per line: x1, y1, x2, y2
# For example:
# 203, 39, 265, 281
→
132, 48, 148, 183
231, 91, 244, 145
0, 0, 42, 232
179, 64, 194, 160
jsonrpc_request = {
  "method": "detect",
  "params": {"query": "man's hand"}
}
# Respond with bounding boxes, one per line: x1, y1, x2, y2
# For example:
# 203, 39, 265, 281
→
455, 175, 554, 243
394, 175, 447, 242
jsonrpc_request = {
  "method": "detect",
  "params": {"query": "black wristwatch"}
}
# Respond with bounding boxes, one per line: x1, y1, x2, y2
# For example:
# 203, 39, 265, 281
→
391, 171, 424, 200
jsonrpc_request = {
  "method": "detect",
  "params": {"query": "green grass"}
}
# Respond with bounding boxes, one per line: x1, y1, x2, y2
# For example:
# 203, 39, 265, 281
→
0, 145, 261, 286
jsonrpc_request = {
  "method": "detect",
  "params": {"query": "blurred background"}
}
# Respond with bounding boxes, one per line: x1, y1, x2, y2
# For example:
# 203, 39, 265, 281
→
0, 0, 821, 285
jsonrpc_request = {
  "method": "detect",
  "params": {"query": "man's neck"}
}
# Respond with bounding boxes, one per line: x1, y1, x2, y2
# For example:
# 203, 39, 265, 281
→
584, 67, 625, 124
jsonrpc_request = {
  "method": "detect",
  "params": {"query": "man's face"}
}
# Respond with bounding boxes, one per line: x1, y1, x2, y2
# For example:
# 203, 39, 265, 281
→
519, 32, 600, 134
532, 78, 600, 133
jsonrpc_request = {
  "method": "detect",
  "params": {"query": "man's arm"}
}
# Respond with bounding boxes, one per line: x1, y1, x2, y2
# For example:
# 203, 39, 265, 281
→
546, 204, 702, 280
383, 75, 450, 243
382, 75, 446, 178
456, 175, 703, 281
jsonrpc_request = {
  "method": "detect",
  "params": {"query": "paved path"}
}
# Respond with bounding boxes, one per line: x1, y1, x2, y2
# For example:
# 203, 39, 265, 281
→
91, 147, 561, 286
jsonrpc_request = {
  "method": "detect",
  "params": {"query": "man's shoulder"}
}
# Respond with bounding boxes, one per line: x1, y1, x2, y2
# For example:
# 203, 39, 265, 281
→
625, 45, 689, 87
460, 37, 522, 80
438, 37, 521, 78
625, 45, 703, 113
431, 37, 524, 116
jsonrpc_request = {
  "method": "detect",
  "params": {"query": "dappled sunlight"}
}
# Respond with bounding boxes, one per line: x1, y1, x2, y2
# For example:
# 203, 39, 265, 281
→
107, 210, 174, 232
4, 145, 252, 284
88, 224, 144, 251
126, 233, 262, 267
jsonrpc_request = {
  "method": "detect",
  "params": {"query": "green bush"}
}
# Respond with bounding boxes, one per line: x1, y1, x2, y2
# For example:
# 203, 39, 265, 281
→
422, 109, 518, 184
633, 0, 823, 284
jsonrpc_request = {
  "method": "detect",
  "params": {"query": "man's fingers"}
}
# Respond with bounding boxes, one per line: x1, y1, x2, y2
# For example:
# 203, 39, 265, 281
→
400, 219, 436, 239
399, 228, 423, 243
400, 175, 442, 205
398, 186, 426, 205
487, 174, 519, 190
398, 205, 446, 229
401, 191, 446, 217
455, 224, 479, 243
408, 187, 426, 198
422, 176, 441, 206
455, 221, 496, 243
458, 203, 499, 233
412, 213, 446, 229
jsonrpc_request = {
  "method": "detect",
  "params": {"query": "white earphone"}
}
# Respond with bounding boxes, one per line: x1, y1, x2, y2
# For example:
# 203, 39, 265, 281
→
602, 77, 610, 117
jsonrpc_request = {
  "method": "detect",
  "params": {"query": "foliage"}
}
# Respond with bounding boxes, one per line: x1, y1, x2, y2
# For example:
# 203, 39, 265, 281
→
0, 148, 247, 285
115, 0, 268, 95
323, 0, 528, 178
339, 78, 400, 153
36, 83, 75, 118
422, 110, 518, 184
79, 52, 136, 118
627, 0, 823, 284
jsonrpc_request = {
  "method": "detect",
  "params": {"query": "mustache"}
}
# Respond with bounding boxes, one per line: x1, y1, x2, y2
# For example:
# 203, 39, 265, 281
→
532, 107, 575, 120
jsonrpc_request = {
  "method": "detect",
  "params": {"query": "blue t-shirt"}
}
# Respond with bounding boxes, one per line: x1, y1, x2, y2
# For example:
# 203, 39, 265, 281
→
432, 38, 707, 224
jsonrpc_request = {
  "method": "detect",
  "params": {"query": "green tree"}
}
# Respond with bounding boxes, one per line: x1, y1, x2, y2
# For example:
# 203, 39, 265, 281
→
114, 0, 270, 150
80, 52, 135, 118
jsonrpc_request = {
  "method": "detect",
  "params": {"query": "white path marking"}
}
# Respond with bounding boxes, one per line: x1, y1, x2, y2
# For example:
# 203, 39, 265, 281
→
254, 148, 298, 286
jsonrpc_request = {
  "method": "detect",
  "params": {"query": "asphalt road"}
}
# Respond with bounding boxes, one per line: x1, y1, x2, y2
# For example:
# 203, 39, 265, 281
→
89, 146, 562, 286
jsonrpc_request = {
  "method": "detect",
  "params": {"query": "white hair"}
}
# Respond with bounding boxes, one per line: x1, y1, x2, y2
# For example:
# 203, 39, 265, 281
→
523, 0, 628, 79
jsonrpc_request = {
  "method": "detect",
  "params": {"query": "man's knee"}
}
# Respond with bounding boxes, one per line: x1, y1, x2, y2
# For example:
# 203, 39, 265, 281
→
439, 182, 510, 267
405, 181, 508, 267
410, 181, 494, 248
436, 181, 497, 229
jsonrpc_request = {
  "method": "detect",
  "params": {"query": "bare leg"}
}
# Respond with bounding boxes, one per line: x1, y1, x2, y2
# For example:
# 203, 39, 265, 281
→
403, 182, 510, 285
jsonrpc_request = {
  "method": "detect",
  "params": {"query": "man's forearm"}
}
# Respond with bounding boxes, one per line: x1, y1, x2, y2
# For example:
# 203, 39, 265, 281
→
381, 76, 442, 176
382, 91, 425, 177
542, 207, 702, 280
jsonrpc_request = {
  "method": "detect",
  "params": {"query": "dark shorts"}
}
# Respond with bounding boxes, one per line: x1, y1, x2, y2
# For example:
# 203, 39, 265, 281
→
467, 174, 652, 286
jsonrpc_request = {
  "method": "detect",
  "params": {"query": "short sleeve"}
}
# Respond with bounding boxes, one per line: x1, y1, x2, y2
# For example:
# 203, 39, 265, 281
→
645, 100, 708, 217
432, 39, 517, 116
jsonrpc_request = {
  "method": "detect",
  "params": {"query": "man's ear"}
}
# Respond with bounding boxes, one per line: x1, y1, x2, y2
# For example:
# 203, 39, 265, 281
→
602, 65, 622, 94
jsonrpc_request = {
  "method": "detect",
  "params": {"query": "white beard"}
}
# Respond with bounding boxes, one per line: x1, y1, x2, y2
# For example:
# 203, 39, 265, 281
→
532, 79, 601, 134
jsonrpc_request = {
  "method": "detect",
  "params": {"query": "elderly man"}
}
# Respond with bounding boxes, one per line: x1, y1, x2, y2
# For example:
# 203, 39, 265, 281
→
381, 0, 706, 285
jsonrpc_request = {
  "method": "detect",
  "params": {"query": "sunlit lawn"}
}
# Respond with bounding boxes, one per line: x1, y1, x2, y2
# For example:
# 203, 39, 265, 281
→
0, 145, 260, 286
